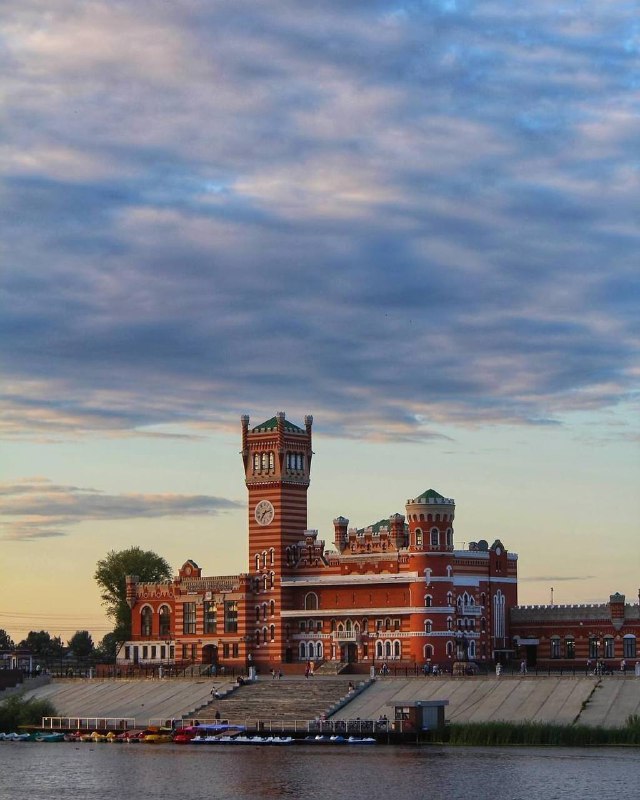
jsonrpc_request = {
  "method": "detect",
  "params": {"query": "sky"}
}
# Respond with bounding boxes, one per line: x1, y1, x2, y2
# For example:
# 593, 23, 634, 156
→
1, 0, 639, 645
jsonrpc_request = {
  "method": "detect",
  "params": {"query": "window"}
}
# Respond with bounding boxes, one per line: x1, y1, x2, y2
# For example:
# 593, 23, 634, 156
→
305, 592, 319, 610
182, 603, 196, 635
224, 601, 238, 633
416, 529, 423, 547
222, 643, 229, 659
159, 606, 171, 637
204, 601, 217, 634
565, 637, 575, 659
424, 620, 432, 633
232, 643, 239, 658
550, 637, 561, 659
393, 641, 401, 659
270, 625, 275, 642
604, 637, 615, 659
623, 636, 636, 658
142, 645, 148, 659
269, 548, 275, 566
300, 621, 306, 633
446, 529, 453, 548
270, 600, 275, 616
431, 528, 439, 547
141, 606, 152, 637
423, 645, 433, 659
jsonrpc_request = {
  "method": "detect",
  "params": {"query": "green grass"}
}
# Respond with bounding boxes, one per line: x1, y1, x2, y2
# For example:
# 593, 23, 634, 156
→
439, 716, 640, 746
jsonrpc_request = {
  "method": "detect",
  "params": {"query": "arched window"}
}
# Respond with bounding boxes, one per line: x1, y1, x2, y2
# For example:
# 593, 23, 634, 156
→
305, 592, 319, 611
346, 619, 352, 632
141, 606, 153, 637
269, 548, 275, 566
493, 591, 505, 639
253, 453, 260, 471
385, 641, 392, 658
415, 528, 423, 548
270, 571, 275, 589
308, 642, 315, 658
255, 630, 260, 646
261, 453, 268, 470
431, 528, 439, 547
262, 627, 268, 644
262, 603, 267, 621
425, 595, 432, 607
446, 528, 453, 547
424, 620, 433, 633
393, 641, 401, 659
446, 641, 453, 657
447, 592, 453, 606
255, 606, 260, 622
261, 551, 267, 568
623, 635, 637, 659
270, 600, 275, 616
269, 625, 275, 642
317, 641, 323, 659
255, 554, 260, 571
263, 575, 268, 592
468, 641, 476, 658
158, 605, 171, 637
299, 642, 307, 659
447, 617, 453, 631
269, 452, 274, 470
376, 641, 383, 659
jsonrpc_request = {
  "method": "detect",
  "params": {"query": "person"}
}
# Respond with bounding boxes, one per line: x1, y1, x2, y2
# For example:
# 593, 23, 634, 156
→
495, 662, 502, 677
635, 661, 640, 677
277, 670, 283, 679
519, 660, 527, 675
348, 681, 355, 692
620, 659, 626, 674
270, 668, 276, 679
214, 709, 221, 721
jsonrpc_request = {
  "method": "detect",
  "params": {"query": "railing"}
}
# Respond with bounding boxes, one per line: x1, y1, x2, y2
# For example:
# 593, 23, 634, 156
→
42, 717, 136, 730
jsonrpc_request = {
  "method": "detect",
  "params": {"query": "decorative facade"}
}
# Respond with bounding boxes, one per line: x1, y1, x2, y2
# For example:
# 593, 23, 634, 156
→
119, 412, 520, 672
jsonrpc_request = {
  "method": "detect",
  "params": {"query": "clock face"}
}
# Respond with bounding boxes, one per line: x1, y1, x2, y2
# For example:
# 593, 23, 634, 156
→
255, 499, 275, 526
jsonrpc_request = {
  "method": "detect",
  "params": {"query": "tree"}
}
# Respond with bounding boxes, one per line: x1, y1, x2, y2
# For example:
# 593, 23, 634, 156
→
94, 547, 172, 642
94, 632, 119, 663
18, 631, 65, 659
67, 630, 94, 660
0, 629, 15, 650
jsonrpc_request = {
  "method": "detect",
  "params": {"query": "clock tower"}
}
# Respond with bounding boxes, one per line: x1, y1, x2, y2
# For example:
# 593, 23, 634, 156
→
241, 411, 313, 663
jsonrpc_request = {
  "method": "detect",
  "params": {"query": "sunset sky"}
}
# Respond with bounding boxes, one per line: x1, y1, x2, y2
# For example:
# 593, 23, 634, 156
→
2, 1, 639, 644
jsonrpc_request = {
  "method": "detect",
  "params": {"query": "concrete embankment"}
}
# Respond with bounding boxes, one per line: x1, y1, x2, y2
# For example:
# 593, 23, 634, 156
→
331, 675, 640, 728
14, 674, 640, 729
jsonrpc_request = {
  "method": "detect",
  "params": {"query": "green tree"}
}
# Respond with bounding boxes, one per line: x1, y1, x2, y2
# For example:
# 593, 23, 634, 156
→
0, 629, 15, 650
0, 694, 58, 733
18, 631, 65, 659
94, 547, 172, 642
94, 632, 119, 662
67, 630, 94, 660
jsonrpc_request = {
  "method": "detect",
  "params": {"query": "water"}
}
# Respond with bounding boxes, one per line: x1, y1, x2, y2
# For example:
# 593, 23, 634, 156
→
0, 743, 637, 800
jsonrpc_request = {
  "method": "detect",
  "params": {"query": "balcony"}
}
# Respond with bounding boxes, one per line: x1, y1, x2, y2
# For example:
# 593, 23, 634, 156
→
331, 631, 358, 642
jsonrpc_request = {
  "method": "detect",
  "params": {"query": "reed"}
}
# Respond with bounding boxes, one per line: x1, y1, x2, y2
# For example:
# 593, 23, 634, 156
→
441, 717, 640, 746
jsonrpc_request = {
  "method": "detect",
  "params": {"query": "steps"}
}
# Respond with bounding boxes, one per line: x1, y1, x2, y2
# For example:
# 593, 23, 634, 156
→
198, 678, 357, 724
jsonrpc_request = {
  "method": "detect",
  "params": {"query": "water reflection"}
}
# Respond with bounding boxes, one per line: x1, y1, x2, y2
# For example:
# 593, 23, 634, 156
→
1, 744, 636, 800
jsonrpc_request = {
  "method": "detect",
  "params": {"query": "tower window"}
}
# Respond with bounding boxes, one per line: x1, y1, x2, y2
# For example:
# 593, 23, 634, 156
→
431, 529, 439, 547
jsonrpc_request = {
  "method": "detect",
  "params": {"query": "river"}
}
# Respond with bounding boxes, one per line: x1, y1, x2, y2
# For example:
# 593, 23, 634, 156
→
0, 743, 636, 800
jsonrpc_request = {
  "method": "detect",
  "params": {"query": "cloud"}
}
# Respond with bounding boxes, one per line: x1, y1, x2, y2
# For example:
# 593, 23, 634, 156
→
0, 478, 242, 541
1, 1, 638, 442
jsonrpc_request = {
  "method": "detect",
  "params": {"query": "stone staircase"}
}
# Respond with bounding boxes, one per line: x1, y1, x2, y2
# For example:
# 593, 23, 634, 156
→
192, 678, 359, 725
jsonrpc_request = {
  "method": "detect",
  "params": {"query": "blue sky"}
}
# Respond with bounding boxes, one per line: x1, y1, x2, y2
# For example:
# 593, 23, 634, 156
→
1, 0, 639, 643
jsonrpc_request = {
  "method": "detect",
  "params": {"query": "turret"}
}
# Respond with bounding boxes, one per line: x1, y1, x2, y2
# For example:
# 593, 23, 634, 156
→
125, 575, 138, 609
405, 489, 455, 551
333, 516, 349, 550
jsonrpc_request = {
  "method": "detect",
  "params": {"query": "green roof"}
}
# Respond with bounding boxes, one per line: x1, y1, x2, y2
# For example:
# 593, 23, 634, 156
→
252, 415, 304, 433
415, 489, 445, 501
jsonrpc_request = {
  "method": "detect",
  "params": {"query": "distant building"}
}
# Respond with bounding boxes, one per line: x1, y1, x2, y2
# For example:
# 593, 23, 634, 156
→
511, 592, 639, 669
119, 412, 519, 671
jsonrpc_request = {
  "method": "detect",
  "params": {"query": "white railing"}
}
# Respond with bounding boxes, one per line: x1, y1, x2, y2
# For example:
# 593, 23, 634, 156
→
41, 717, 136, 730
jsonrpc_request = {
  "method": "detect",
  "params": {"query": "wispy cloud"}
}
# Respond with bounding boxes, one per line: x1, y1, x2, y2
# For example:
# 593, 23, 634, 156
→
0, 478, 241, 541
1, 1, 638, 442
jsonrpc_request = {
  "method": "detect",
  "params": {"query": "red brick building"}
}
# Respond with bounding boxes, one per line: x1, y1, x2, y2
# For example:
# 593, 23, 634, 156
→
119, 412, 519, 671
